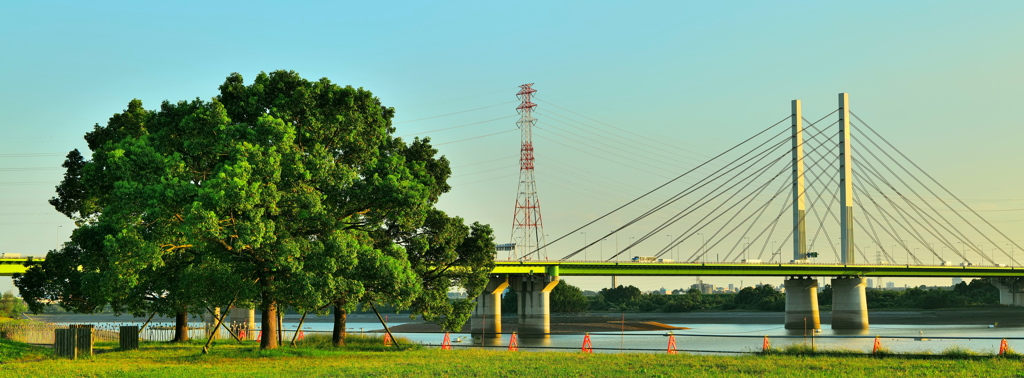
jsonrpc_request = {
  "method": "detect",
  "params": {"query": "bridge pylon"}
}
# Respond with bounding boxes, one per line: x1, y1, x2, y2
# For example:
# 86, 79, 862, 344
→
792, 99, 808, 261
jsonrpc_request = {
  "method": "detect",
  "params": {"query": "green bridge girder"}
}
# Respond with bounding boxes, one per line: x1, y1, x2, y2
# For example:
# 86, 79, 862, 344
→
0, 258, 43, 277
492, 261, 1024, 278
4, 258, 1023, 279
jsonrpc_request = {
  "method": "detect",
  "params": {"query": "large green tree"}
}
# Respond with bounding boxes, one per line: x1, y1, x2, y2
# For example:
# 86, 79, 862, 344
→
19, 70, 495, 350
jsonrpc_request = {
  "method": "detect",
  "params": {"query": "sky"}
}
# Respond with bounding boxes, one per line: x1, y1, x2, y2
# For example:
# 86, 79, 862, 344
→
2, 1, 1024, 294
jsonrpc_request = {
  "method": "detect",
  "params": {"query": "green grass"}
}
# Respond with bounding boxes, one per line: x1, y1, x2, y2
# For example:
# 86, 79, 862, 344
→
4, 338, 1024, 377
0, 338, 52, 363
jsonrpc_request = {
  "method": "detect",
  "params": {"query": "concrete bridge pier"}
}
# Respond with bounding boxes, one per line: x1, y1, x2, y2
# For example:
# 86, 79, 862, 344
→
204, 307, 222, 340
229, 307, 256, 340
784, 277, 820, 330
471, 276, 509, 335
831, 276, 869, 329
992, 278, 1024, 306
513, 274, 560, 335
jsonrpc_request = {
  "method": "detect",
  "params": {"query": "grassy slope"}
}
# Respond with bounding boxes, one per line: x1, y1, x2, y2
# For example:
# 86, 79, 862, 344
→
1, 339, 1021, 377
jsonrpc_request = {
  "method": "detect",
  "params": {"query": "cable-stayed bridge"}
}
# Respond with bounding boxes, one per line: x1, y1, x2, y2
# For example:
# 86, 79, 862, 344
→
473, 91, 1024, 335
3, 90, 1022, 335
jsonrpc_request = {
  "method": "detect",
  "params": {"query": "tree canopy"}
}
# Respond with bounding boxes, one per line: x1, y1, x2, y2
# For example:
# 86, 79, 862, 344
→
15, 70, 495, 349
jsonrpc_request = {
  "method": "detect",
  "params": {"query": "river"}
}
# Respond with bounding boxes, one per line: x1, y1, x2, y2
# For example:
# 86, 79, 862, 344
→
30, 311, 1024, 355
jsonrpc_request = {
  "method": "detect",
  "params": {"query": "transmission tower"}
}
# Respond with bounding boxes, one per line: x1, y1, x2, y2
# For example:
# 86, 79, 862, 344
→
510, 83, 546, 260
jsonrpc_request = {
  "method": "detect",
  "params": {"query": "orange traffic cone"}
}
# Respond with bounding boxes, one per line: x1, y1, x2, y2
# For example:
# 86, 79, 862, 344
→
667, 332, 677, 355
239, 329, 247, 340
999, 339, 1009, 356
256, 331, 262, 342
762, 336, 770, 353
441, 332, 452, 350
872, 336, 882, 355
383, 333, 393, 347
297, 330, 305, 341
581, 333, 593, 353
508, 332, 519, 351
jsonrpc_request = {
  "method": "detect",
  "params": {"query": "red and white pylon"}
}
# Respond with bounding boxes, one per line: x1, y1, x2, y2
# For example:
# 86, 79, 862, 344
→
510, 83, 546, 260
667, 332, 677, 354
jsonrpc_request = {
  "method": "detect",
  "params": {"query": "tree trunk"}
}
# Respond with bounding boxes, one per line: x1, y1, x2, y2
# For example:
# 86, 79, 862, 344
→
172, 311, 189, 342
260, 301, 279, 349
332, 304, 347, 347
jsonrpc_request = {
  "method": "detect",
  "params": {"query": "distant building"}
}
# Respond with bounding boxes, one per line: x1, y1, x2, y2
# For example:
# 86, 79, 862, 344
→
886, 281, 895, 289
728, 283, 734, 291
953, 277, 964, 286
867, 278, 874, 288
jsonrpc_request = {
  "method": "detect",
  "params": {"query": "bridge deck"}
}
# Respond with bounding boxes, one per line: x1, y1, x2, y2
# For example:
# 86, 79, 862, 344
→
4, 259, 1021, 278
493, 261, 1024, 278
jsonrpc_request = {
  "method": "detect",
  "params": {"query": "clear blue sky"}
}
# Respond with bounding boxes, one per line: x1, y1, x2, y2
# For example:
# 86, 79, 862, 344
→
2, 1, 1023, 292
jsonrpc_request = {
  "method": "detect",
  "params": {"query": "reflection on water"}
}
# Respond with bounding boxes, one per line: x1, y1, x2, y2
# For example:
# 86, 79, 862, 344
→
65, 320, 1024, 355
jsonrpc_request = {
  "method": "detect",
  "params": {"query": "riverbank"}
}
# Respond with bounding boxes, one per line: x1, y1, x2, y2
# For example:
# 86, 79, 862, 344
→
2, 340, 1022, 377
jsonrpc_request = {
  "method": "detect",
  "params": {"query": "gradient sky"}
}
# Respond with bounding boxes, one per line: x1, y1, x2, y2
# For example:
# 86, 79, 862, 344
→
2, 1, 1023, 293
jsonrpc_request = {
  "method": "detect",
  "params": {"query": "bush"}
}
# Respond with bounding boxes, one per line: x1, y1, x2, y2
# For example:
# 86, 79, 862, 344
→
0, 292, 28, 319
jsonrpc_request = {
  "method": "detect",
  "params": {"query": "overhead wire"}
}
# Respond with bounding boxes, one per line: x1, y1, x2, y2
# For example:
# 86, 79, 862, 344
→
393, 100, 518, 125
596, 131, 792, 261
532, 115, 793, 261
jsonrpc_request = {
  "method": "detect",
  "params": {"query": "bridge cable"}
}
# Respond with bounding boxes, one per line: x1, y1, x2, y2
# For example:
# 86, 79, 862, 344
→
853, 127, 1003, 265
853, 112, 1023, 264
676, 125, 841, 262
656, 157, 790, 262
684, 121, 843, 262
601, 136, 792, 261
853, 146, 969, 264
721, 177, 792, 262
854, 198, 901, 264
538, 115, 793, 261
703, 175, 792, 262
853, 133, 984, 263
800, 119, 842, 261
611, 110, 841, 261
852, 130, 979, 262
852, 168, 949, 264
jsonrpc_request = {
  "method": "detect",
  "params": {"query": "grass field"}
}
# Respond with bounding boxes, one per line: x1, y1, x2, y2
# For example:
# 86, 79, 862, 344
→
2, 335, 1024, 377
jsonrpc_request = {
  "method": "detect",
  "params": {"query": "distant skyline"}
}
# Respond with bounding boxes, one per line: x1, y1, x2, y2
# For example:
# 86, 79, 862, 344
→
3, 1, 1024, 293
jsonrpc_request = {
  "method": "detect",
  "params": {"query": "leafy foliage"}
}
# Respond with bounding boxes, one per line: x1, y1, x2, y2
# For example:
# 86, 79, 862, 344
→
0, 292, 28, 319
15, 70, 495, 349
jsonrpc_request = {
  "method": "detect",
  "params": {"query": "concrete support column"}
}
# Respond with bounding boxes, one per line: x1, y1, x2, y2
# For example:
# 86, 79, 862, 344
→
471, 276, 509, 335
831, 277, 869, 329
229, 307, 256, 340
513, 275, 560, 335
204, 307, 222, 340
992, 278, 1024, 306
784, 277, 820, 330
